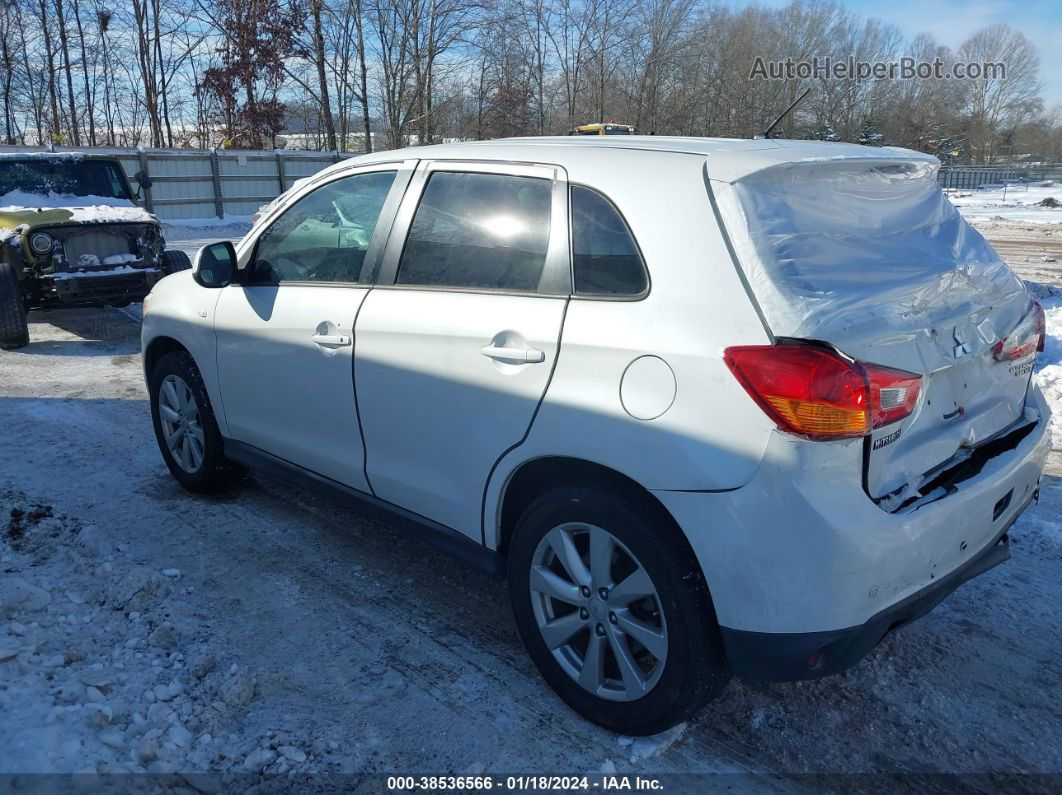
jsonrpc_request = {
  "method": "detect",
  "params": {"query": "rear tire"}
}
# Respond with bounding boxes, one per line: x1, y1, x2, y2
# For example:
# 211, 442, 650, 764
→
507, 484, 730, 735
150, 350, 245, 492
161, 249, 192, 275
0, 261, 29, 349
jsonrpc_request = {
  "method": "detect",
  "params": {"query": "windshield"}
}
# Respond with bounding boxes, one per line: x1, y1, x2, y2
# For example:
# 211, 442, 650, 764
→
0, 159, 131, 201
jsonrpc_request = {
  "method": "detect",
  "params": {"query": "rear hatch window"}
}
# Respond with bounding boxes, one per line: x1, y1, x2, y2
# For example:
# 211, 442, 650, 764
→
713, 159, 1037, 498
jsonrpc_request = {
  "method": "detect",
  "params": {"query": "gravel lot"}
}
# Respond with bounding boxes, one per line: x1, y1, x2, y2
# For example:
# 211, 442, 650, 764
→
0, 218, 1060, 790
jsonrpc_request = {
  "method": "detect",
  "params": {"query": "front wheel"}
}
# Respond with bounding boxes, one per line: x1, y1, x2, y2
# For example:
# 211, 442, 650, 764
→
507, 484, 730, 735
149, 351, 245, 492
0, 261, 29, 349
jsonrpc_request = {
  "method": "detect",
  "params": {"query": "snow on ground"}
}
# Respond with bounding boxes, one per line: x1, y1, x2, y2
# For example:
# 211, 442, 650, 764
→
949, 183, 1062, 459
1032, 284, 1062, 455
0, 307, 1059, 785
948, 182, 1062, 224
0, 210, 1061, 786
162, 219, 252, 263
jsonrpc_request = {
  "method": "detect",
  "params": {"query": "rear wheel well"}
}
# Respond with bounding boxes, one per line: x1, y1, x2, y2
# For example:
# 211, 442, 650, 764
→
497, 457, 683, 558
144, 336, 189, 376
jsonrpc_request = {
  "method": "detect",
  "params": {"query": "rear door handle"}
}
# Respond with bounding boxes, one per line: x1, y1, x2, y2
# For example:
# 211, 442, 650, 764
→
311, 333, 351, 347
480, 344, 545, 364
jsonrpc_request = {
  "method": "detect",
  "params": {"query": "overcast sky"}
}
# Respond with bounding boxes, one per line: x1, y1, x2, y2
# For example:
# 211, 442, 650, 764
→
734, 0, 1061, 108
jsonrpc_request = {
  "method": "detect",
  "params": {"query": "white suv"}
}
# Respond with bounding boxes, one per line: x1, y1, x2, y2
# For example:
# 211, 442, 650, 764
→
142, 137, 1050, 735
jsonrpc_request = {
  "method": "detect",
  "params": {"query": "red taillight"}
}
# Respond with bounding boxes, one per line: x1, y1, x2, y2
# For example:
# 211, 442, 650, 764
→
992, 301, 1044, 361
724, 343, 922, 440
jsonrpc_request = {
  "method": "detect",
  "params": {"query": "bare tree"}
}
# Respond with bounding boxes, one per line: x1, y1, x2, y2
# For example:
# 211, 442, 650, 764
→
0, 0, 19, 143
0, 0, 1056, 161
960, 24, 1042, 163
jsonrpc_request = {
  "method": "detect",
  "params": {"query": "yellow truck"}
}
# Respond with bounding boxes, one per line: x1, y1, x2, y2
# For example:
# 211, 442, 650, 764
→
568, 123, 636, 136
0, 152, 189, 348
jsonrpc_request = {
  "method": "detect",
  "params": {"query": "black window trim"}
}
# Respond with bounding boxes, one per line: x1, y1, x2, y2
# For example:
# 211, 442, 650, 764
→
238, 161, 414, 289
567, 182, 651, 302
373, 160, 573, 299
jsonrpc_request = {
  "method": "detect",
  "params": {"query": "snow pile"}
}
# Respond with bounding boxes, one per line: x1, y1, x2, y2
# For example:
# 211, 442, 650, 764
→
66, 205, 155, 225
76, 253, 140, 268
1, 190, 134, 210
0, 191, 155, 226
1028, 281, 1062, 450
948, 183, 1062, 224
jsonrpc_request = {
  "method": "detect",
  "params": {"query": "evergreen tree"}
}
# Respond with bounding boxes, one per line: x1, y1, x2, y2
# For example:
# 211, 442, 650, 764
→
808, 120, 840, 141
929, 134, 969, 165
857, 118, 886, 146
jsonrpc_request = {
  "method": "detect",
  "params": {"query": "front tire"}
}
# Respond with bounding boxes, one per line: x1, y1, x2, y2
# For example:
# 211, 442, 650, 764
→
507, 484, 730, 735
149, 351, 245, 492
0, 261, 29, 349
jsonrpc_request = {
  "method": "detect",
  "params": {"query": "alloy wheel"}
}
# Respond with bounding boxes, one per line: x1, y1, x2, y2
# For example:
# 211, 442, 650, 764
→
158, 374, 205, 473
529, 523, 667, 701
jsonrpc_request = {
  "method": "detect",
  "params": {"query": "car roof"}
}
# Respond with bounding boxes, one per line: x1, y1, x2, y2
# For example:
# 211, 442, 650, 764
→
335, 136, 939, 183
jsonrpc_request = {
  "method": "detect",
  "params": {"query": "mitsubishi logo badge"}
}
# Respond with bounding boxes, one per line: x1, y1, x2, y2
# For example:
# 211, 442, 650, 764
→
952, 326, 970, 358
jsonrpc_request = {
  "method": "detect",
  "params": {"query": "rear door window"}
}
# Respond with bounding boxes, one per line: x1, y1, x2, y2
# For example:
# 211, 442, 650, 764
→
571, 185, 647, 297
396, 171, 552, 292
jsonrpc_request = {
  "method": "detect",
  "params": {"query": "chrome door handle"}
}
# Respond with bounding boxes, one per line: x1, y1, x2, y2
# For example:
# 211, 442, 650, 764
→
480, 344, 545, 364
311, 333, 351, 346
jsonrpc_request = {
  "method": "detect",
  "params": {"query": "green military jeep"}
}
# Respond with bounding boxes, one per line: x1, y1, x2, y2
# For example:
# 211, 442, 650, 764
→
0, 153, 190, 349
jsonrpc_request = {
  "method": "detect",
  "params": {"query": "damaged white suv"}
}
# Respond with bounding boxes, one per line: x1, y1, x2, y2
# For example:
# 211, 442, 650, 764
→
142, 138, 1050, 735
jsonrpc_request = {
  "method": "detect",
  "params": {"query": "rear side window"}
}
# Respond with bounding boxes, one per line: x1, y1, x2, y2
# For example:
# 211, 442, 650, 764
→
397, 172, 552, 292
571, 186, 647, 297
251, 170, 396, 284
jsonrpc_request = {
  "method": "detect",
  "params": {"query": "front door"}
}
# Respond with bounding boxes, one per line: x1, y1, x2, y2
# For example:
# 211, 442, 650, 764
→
215, 165, 409, 490
354, 162, 570, 539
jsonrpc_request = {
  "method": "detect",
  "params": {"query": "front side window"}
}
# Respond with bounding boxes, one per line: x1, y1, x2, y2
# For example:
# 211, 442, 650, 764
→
571, 186, 647, 297
250, 170, 396, 284
396, 171, 552, 292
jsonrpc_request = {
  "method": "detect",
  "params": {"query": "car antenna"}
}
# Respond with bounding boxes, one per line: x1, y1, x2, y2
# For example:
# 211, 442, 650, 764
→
755, 88, 811, 140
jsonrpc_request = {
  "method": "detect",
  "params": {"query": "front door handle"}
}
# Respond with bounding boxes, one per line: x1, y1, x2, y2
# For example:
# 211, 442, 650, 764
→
311, 333, 351, 347
480, 344, 545, 364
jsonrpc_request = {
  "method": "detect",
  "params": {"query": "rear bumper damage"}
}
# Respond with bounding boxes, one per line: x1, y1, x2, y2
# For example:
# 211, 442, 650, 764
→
653, 384, 1051, 682
718, 503, 1023, 681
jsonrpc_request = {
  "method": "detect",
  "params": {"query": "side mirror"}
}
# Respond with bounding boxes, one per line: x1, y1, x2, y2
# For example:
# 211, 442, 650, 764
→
134, 170, 154, 191
193, 241, 237, 288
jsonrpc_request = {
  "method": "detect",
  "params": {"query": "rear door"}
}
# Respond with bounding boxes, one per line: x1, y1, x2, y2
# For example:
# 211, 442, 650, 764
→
215, 164, 412, 490
354, 161, 570, 540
